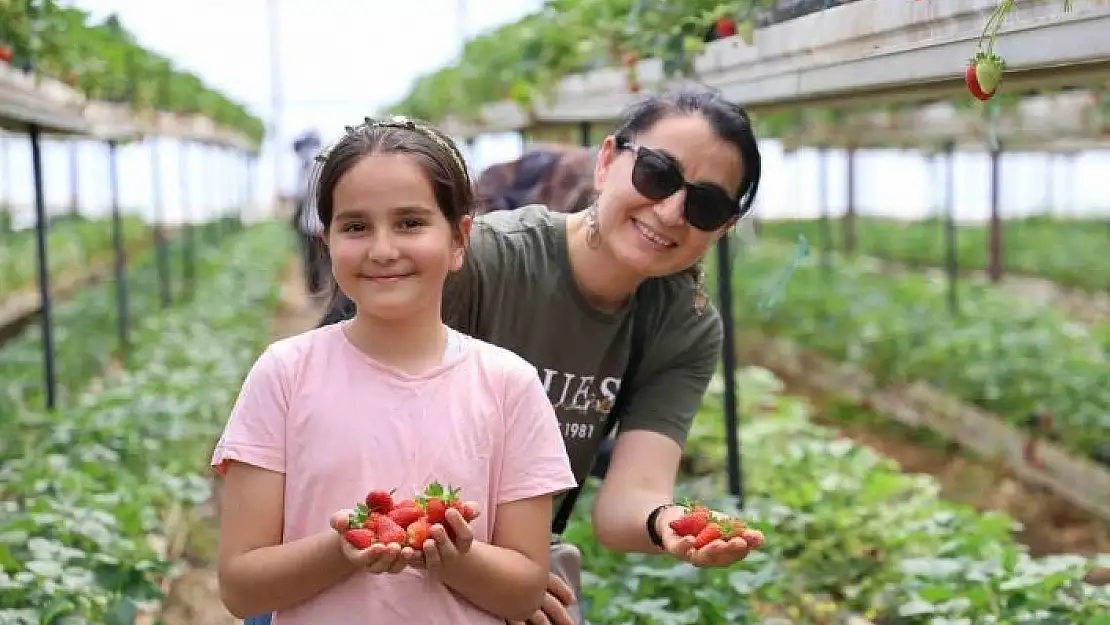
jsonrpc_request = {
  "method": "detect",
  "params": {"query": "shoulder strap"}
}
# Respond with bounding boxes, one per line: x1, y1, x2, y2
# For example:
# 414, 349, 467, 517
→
551, 287, 651, 535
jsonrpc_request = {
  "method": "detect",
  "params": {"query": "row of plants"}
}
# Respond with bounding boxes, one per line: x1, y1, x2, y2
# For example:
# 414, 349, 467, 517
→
0, 216, 148, 302
757, 215, 1110, 292
0, 221, 290, 623
388, 0, 1090, 139
0, 1, 264, 144
564, 367, 1109, 623
715, 239, 1110, 463
0, 219, 231, 415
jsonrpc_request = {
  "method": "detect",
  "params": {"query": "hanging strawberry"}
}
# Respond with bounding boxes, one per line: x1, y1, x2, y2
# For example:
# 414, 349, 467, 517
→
713, 17, 737, 39
0, 45, 12, 63
965, 51, 1004, 101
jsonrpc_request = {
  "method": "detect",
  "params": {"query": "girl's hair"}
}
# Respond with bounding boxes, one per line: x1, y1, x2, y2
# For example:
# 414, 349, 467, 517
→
311, 117, 474, 233
612, 89, 762, 219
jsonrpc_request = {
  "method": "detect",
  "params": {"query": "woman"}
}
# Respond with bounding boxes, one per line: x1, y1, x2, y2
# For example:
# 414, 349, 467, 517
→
314, 89, 762, 625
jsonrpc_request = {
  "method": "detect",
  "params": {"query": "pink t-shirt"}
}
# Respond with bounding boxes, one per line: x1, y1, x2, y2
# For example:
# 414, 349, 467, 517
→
210, 323, 577, 625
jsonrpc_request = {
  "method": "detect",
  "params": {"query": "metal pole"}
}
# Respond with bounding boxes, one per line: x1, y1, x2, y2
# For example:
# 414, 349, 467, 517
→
715, 235, 744, 508
151, 136, 172, 307
181, 140, 196, 297
269, 0, 284, 217
0, 133, 10, 234
108, 139, 131, 362
817, 148, 832, 273
943, 141, 958, 316
987, 144, 1003, 282
843, 146, 856, 253
29, 124, 57, 410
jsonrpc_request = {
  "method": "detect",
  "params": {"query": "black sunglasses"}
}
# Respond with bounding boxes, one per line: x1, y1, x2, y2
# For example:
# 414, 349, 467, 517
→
615, 137, 739, 231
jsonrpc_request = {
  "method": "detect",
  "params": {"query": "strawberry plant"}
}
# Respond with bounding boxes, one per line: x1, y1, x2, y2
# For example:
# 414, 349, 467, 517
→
966, 0, 1074, 100
558, 369, 1109, 623
388, 1, 781, 123
0, 222, 289, 622
756, 216, 1110, 293
718, 239, 1110, 461
0, 1, 264, 145
0, 216, 148, 301
0, 220, 231, 415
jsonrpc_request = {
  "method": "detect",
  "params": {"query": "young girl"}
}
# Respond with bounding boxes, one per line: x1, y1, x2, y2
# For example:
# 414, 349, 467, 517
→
211, 117, 577, 624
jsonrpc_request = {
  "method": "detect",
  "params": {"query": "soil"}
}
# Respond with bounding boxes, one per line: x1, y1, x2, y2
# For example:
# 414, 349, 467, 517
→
157, 258, 325, 625
745, 343, 1110, 573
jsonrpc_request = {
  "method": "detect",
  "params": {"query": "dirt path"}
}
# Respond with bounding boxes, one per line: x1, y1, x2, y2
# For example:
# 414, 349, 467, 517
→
158, 258, 325, 625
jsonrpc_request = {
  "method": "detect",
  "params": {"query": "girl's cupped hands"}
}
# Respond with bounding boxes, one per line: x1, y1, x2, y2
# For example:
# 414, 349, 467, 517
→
328, 503, 481, 575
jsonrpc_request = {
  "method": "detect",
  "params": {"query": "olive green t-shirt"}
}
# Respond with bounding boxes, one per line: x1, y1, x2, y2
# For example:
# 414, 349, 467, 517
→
320, 204, 723, 483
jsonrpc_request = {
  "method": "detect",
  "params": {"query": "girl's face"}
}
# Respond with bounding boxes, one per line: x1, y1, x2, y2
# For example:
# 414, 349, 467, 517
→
325, 153, 470, 321
592, 114, 743, 278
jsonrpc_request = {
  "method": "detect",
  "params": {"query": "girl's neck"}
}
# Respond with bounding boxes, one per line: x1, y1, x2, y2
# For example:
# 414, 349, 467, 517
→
344, 305, 448, 375
565, 211, 642, 312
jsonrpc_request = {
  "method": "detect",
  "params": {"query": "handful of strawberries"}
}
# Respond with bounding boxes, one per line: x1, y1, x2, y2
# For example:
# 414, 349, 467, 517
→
668, 501, 765, 550
334, 482, 478, 550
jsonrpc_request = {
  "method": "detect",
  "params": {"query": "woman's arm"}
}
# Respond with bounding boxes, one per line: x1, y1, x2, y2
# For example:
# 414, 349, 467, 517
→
438, 495, 553, 621
217, 462, 358, 618
591, 430, 683, 553
593, 302, 723, 553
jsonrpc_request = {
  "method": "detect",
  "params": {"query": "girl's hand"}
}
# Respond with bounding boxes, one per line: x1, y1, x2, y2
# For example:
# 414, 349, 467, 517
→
329, 508, 416, 575
406, 502, 480, 573
656, 506, 763, 568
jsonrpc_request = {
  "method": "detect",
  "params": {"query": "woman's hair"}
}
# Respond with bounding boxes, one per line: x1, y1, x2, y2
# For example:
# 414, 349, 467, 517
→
311, 117, 474, 234
612, 89, 762, 219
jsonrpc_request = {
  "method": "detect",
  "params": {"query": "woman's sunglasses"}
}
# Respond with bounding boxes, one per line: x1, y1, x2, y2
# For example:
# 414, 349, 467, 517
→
615, 137, 739, 232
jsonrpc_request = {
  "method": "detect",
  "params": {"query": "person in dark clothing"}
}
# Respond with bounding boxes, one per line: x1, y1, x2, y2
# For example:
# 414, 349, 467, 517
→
291, 131, 328, 295
474, 144, 596, 216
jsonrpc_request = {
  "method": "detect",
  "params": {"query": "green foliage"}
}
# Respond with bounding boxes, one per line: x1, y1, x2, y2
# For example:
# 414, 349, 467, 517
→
758, 216, 1110, 293
0, 1, 265, 144
563, 368, 1110, 623
388, 0, 779, 123
720, 238, 1110, 461
0, 223, 289, 622
0, 216, 148, 300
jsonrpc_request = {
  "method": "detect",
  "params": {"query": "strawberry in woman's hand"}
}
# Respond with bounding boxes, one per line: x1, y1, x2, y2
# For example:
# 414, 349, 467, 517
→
369, 513, 408, 545
668, 503, 711, 537
388, 506, 424, 528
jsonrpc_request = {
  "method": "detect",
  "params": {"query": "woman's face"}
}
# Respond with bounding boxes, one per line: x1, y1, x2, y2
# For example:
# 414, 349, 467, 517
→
592, 114, 743, 278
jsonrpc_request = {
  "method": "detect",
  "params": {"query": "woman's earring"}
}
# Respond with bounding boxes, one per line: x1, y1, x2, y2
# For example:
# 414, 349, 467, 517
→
585, 205, 602, 249
693, 264, 708, 315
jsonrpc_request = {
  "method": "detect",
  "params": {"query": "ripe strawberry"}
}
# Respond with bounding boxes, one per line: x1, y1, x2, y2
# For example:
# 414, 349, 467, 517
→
365, 489, 395, 514
406, 518, 431, 549
0, 46, 12, 63
388, 506, 424, 529
418, 482, 459, 526
694, 522, 725, 549
395, 498, 419, 509
344, 528, 375, 550
369, 513, 407, 545
713, 17, 737, 38
965, 51, 1004, 101
450, 500, 478, 522
669, 507, 710, 537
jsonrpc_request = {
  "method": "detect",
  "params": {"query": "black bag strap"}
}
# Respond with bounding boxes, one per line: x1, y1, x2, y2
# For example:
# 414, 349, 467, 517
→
551, 289, 651, 535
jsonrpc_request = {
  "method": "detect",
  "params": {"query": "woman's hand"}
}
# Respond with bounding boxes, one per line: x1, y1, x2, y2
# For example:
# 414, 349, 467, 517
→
405, 502, 481, 574
329, 509, 416, 575
508, 572, 577, 625
655, 505, 764, 568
